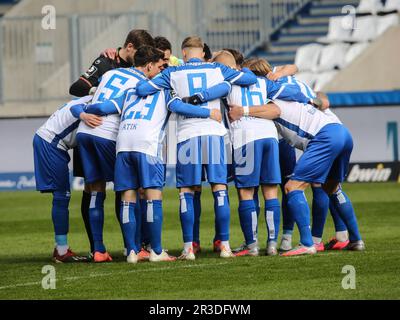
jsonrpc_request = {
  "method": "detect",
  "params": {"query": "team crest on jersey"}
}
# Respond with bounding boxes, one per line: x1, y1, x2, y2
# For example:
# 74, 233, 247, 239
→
84, 65, 98, 78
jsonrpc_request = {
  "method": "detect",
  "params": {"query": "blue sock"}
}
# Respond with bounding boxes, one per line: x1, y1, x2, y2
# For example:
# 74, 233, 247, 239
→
253, 187, 260, 217
286, 190, 313, 247
329, 189, 361, 242
281, 186, 295, 235
179, 192, 194, 243
140, 198, 150, 246
147, 200, 163, 255
265, 198, 280, 243
238, 199, 257, 245
134, 200, 142, 251
52, 191, 70, 246
193, 191, 201, 244
311, 187, 329, 238
213, 190, 230, 241
114, 191, 127, 250
89, 191, 106, 253
329, 200, 348, 232
119, 201, 137, 253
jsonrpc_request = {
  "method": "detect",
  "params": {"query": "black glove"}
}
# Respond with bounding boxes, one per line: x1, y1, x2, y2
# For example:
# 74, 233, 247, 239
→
182, 94, 203, 105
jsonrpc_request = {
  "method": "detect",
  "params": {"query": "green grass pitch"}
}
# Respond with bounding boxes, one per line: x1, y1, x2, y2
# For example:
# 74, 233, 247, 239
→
0, 182, 399, 300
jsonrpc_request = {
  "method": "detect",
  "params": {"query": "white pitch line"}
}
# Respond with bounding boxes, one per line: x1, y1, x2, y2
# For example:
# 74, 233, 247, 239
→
0, 261, 229, 291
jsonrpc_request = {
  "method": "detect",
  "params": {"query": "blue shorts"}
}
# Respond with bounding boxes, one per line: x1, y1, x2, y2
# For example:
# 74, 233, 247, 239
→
76, 133, 116, 183
292, 123, 353, 184
114, 151, 165, 191
176, 135, 227, 188
279, 138, 296, 179
234, 138, 281, 188
33, 134, 70, 192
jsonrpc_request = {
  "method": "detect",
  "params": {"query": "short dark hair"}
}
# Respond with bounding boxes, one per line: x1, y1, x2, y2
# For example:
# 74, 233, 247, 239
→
223, 48, 244, 67
134, 45, 165, 67
154, 36, 172, 52
124, 29, 154, 49
203, 43, 212, 61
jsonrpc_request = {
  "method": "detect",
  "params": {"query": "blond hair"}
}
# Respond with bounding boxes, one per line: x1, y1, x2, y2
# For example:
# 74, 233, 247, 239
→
212, 50, 237, 69
181, 36, 204, 50
242, 58, 272, 76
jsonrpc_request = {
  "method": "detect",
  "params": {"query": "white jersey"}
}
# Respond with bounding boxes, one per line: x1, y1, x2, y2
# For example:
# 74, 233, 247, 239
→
36, 96, 92, 151
274, 99, 341, 151
112, 89, 173, 158
275, 73, 317, 101
77, 67, 146, 141
323, 108, 342, 123
169, 62, 230, 142
227, 78, 278, 149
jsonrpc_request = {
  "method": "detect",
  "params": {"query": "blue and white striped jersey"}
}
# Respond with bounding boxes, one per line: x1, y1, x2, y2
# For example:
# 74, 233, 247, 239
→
77, 67, 147, 141
273, 69, 341, 130
36, 95, 92, 151
272, 65, 316, 101
273, 99, 341, 151
136, 58, 258, 143
227, 77, 278, 149
110, 89, 173, 157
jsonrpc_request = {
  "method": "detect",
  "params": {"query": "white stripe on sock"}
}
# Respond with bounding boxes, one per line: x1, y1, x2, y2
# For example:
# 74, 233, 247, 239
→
122, 202, 129, 224
337, 191, 346, 204
180, 193, 187, 213
251, 210, 258, 241
147, 201, 154, 223
89, 192, 97, 209
266, 210, 275, 240
217, 196, 224, 207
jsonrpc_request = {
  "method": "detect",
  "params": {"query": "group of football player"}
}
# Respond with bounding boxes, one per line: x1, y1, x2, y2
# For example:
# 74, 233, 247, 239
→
33, 28, 365, 264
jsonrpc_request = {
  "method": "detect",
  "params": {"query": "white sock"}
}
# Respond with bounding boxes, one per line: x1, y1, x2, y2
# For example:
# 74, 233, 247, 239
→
248, 241, 258, 250
183, 242, 193, 253
312, 236, 322, 244
336, 231, 349, 242
57, 245, 69, 256
268, 241, 277, 248
220, 241, 231, 251
282, 234, 292, 242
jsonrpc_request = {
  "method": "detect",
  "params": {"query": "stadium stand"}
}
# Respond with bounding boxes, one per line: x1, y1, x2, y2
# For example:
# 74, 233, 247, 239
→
0, 0, 18, 17
250, 0, 400, 92
383, 0, 400, 11
356, 0, 383, 13
322, 25, 400, 93
0, 0, 399, 115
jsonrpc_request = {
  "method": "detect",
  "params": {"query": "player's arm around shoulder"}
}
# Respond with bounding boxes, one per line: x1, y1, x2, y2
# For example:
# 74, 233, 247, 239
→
136, 67, 173, 97
85, 91, 127, 116
167, 94, 221, 122
184, 81, 232, 105
69, 104, 103, 128
69, 55, 113, 97
267, 64, 298, 81
228, 101, 280, 122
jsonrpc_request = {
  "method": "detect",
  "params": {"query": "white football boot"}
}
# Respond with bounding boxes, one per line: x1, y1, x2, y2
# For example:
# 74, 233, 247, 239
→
149, 250, 176, 262
126, 250, 138, 264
